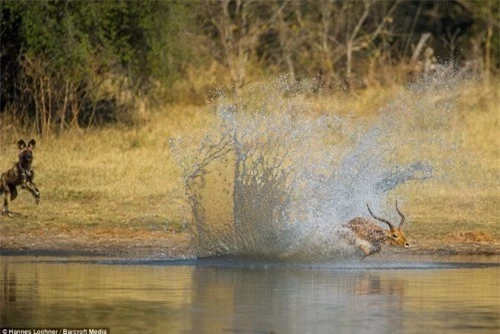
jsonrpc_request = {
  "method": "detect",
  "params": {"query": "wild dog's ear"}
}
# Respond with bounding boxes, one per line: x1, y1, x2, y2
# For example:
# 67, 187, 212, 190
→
17, 139, 27, 150
28, 139, 36, 149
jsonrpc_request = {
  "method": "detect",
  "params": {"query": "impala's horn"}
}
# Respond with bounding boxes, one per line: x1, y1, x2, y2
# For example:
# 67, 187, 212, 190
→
395, 201, 405, 228
366, 204, 395, 230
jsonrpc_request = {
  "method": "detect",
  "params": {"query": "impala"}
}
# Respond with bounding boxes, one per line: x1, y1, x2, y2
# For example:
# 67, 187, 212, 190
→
345, 201, 409, 258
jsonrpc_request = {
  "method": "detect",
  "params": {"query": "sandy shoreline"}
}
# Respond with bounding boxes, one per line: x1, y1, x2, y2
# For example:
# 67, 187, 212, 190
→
1, 229, 499, 259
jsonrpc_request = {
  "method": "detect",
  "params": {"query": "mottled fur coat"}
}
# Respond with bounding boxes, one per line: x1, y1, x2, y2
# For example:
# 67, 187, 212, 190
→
1, 139, 40, 215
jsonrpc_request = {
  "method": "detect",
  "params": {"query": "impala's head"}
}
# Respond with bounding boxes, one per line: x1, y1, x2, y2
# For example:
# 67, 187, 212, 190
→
17, 139, 36, 168
367, 201, 410, 248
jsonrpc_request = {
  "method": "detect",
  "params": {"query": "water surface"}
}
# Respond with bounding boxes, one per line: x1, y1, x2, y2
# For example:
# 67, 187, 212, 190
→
1, 256, 499, 333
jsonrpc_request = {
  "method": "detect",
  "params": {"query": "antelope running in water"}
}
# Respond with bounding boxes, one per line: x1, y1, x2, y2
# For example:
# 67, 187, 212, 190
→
345, 202, 409, 258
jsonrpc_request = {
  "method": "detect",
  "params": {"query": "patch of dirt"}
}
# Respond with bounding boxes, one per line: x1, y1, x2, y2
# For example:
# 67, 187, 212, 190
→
1, 227, 499, 258
0, 227, 195, 258
442, 230, 494, 243
409, 237, 500, 256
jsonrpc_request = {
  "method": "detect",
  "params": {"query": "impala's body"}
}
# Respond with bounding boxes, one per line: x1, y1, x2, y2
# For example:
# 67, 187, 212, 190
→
345, 202, 409, 258
1, 139, 40, 216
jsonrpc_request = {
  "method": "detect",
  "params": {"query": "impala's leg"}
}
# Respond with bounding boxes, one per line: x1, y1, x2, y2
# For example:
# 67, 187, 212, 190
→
360, 242, 381, 259
359, 244, 371, 257
357, 239, 374, 258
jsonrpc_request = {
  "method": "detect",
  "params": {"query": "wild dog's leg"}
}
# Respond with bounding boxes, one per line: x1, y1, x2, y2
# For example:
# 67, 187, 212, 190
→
22, 181, 40, 204
7, 184, 18, 215
0, 176, 5, 213
1, 198, 9, 216
1, 175, 8, 214
0, 180, 16, 217
1, 193, 7, 215
22, 169, 40, 204
9, 184, 18, 201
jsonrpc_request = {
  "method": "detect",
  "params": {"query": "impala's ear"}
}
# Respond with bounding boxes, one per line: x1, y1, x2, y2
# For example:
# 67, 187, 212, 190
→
28, 139, 36, 149
17, 139, 27, 150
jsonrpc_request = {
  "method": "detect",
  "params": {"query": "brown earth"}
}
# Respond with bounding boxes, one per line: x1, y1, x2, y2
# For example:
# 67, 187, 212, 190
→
0, 226, 195, 258
1, 226, 499, 259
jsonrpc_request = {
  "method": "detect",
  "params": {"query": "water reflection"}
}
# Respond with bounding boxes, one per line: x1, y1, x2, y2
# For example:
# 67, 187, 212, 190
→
188, 267, 410, 333
1, 257, 499, 333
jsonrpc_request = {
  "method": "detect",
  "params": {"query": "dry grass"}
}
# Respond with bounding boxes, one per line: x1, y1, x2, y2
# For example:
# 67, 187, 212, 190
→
1, 106, 214, 235
0, 80, 498, 255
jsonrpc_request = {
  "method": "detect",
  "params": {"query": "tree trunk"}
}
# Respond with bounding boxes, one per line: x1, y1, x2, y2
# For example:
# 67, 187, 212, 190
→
484, 23, 492, 85
346, 41, 353, 90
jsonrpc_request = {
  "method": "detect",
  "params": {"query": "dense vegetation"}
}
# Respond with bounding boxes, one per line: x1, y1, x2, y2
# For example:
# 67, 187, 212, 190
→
1, 0, 498, 134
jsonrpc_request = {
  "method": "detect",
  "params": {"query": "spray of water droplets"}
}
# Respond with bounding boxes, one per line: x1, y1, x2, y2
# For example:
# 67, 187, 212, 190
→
171, 75, 463, 261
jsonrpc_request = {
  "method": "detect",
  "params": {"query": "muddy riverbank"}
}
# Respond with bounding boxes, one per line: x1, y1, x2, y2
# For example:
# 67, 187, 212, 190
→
1, 228, 499, 259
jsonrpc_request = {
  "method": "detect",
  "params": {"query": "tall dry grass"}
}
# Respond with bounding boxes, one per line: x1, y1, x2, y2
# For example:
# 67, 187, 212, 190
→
0, 79, 498, 244
0, 105, 214, 233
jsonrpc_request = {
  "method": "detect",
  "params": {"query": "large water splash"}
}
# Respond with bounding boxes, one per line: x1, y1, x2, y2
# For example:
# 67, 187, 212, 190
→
171, 76, 460, 261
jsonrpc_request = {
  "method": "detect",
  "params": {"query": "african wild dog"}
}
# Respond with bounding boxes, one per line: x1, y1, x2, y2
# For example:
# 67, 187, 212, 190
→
0, 139, 40, 216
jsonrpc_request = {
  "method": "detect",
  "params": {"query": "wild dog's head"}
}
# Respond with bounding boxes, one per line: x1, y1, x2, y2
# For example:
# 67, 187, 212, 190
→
17, 139, 36, 169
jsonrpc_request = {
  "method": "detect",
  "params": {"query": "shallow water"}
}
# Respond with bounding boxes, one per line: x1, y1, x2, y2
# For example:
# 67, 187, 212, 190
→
1, 256, 499, 333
